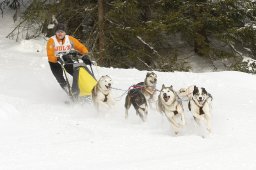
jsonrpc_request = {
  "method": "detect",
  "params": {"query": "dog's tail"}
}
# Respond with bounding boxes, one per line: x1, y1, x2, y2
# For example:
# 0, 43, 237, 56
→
125, 94, 131, 109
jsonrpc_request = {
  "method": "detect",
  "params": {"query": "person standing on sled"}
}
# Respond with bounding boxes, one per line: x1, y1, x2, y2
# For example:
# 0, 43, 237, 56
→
46, 23, 92, 95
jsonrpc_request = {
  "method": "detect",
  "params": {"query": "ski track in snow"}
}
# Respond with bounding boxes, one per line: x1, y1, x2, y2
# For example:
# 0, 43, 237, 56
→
1, 13, 256, 170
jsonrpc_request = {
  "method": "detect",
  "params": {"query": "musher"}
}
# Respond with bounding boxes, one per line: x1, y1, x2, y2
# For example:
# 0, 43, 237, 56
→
46, 23, 92, 95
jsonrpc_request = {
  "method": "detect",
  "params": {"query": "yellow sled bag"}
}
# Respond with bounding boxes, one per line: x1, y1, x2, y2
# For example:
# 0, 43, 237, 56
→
72, 63, 97, 97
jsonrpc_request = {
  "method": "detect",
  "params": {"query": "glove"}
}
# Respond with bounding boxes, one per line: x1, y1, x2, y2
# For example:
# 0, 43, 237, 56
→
57, 57, 64, 65
62, 54, 73, 63
82, 56, 92, 65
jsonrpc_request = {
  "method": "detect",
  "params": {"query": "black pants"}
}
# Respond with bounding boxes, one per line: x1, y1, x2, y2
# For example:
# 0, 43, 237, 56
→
49, 62, 73, 88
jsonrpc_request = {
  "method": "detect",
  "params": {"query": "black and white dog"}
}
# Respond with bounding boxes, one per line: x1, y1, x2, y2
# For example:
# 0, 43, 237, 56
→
124, 72, 157, 121
92, 75, 115, 111
157, 85, 185, 135
179, 85, 213, 134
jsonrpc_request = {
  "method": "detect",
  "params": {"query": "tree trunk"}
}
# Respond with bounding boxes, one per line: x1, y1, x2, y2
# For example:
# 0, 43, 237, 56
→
98, 0, 104, 61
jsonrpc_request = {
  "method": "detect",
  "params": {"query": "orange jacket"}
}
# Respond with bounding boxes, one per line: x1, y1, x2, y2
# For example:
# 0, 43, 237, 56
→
47, 35, 88, 63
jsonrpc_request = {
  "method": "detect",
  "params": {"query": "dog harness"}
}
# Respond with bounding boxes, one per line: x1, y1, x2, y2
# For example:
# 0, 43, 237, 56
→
103, 94, 108, 102
160, 89, 182, 116
189, 99, 205, 115
189, 95, 213, 115
93, 85, 109, 103
144, 87, 156, 99
160, 103, 179, 115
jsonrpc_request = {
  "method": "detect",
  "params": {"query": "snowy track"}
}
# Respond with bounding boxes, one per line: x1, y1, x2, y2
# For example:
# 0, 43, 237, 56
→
1, 14, 256, 170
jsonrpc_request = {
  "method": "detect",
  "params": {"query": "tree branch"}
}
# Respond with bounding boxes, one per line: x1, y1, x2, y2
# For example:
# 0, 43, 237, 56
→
136, 36, 162, 58
6, 18, 27, 38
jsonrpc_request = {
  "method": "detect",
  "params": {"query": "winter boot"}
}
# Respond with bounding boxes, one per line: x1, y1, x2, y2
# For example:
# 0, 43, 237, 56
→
60, 83, 71, 96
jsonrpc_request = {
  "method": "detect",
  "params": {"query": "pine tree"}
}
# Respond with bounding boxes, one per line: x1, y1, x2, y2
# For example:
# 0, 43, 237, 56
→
5, 0, 256, 72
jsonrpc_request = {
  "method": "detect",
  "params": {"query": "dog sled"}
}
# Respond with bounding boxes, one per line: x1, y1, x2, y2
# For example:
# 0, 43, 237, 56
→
59, 51, 97, 103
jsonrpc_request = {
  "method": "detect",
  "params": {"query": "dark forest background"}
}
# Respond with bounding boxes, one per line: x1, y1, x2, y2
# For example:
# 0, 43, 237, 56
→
1, 0, 256, 73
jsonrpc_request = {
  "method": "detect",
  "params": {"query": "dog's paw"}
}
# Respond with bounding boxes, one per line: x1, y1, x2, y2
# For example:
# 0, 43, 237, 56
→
201, 132, 213, 139
207, 128, 212, 134
125, 111, 128, 119
179, 119, 186, 126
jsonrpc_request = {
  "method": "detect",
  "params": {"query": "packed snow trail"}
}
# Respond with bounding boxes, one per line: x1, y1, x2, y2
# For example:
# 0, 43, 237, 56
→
1, 14, 256, 170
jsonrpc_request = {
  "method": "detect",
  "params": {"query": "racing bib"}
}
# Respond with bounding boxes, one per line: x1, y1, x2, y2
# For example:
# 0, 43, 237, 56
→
51, 35, 72, 57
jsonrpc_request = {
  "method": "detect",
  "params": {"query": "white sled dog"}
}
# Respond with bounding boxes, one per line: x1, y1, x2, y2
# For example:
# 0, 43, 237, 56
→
178, 85, 195, 100
124, 72, 158, 121
157, 85, 185, 135
92, 75, 115, 111
179, 85, 213, 134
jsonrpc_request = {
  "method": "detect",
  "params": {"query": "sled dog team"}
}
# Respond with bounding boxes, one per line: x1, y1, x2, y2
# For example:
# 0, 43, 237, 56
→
92, 72, 213, 136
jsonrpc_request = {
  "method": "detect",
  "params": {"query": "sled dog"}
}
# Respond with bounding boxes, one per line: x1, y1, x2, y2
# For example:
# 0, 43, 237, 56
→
157, 84, 185, 134
136, 72, 158, 108
184, 86, 213, 133
92, 75, 115, 111
142, 72, 158, 105
178, 85, 195, 100
124, 87, 148, 121
124, 72, 157, 121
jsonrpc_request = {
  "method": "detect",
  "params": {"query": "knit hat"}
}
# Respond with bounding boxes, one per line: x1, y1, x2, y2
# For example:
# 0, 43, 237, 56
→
55, 23, 67, 33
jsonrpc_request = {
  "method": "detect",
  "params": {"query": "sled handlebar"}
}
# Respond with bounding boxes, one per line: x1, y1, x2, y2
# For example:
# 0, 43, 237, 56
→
57, 51, 93, 59
58, 52, 96, 66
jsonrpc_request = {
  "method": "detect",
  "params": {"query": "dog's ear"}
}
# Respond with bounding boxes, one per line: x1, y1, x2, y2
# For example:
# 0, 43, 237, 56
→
106, 75, 112, 79
146, 72, 151, 77
99, 75, 106, 82
170, 85, 173, 90
202, 87, 208, 95
193, 86, 199, 95
162, 84, 165, 89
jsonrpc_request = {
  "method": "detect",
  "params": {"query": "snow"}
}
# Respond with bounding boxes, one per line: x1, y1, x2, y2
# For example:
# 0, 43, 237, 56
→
1, 13, 256, 170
